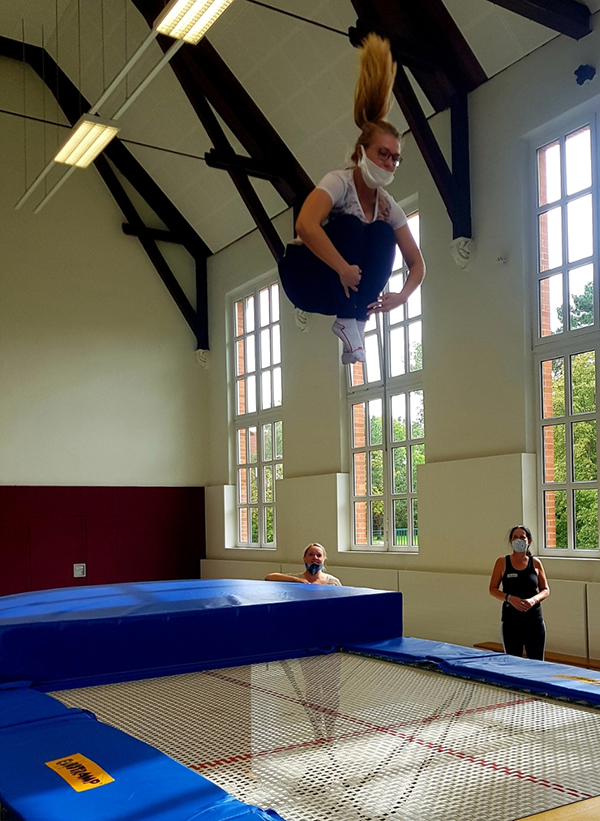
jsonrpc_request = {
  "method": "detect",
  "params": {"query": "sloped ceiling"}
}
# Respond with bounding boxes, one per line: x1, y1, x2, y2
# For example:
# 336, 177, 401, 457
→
0, 0, 597, 252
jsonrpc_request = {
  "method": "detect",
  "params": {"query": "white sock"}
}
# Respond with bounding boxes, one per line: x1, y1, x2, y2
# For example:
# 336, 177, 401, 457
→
342, 349, 366, 365
332, 318, 362, 353
333, 319, 366, 365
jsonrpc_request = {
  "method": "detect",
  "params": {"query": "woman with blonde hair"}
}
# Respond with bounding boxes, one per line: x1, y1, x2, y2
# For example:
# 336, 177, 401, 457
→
265, 543, 341, 586
278, 34, 425, 365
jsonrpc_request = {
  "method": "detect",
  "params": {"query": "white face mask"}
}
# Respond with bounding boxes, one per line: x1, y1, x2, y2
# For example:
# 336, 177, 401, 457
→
357, 145, 395, 189
512, 538, 528, 553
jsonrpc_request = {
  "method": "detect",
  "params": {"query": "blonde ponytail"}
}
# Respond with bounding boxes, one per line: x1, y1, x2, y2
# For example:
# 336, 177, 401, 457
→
354, 33, 396, 129
351, 33, 400, 165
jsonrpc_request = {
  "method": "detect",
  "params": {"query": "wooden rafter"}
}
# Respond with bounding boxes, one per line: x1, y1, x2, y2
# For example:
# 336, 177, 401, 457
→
107, 139, 211, 260
186, 85, 285, 261
131, 0, 313, 210
122, 224, 181, 243
204, 149, 296, 204
486, 0, 591, 40
130, 0, 317, 261
98, 154, 207, 348
0, 35, 210, 349
350, 0, 486, 111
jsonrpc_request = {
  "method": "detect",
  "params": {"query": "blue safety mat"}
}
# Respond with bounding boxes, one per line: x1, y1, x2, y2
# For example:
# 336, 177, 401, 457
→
0, 696, 284, 821
343, 636, 499, 664
344, 636, 600, 707
0, 685, 85, 730
0, 580, 403, 690
441, 653, 600, 706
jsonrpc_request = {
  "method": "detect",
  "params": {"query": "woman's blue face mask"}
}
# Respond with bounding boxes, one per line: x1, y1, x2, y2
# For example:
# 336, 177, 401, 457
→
305, 562, 324, 575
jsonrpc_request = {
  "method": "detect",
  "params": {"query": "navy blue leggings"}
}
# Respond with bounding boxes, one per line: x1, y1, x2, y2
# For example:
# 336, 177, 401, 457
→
278, 214, 397, 321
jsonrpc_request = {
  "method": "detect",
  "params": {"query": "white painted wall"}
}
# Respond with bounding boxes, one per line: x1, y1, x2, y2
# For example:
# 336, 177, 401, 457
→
0, 58, 208, 485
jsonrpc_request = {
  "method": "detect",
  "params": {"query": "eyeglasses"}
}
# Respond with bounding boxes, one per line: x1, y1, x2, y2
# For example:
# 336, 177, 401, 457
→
377, 147, 402, 167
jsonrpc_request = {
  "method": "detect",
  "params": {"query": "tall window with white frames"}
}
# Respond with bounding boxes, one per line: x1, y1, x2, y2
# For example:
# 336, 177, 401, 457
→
535, 124, 599, 555
233, 283, 283, 547
348, 213, 424, 551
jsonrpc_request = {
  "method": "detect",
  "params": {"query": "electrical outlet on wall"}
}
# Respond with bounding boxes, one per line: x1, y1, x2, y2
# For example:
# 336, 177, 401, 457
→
73, 563, 86, 578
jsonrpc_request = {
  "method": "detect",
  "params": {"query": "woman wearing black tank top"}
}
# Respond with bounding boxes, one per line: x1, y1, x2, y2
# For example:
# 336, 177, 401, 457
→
489, 526, 550, 660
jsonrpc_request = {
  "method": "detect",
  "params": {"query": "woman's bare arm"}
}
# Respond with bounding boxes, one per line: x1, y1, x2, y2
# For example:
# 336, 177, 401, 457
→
265, 573, 308, 583
489, 556, 506, 603
532, 558, 550, 604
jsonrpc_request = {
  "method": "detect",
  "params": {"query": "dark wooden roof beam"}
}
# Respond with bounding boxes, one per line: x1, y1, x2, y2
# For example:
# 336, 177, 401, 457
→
131, 0, 314, 208
393, 65, 456, 224
176, 85, 285, 262
349, 19, 449, 74
486, 0, 591, 40
122, 224, 182, 243
350, 0, 487, 111
349, 2, 477, 238
97, 155, 207, 349
204, 149, 296, 204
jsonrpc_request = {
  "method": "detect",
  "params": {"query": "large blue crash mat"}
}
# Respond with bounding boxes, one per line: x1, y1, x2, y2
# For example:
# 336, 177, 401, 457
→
0, 686, 284, 821
0, 579, 403, 690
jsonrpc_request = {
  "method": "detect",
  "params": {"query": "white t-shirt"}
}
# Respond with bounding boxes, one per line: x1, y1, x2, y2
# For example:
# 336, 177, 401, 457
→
294, 572, 342, 586
317, 169, 407, 230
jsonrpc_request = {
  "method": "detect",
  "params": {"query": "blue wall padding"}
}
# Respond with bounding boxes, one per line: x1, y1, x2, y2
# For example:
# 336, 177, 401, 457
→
344, 637, 600, 707
0, 702, 284, 821
0, 580, 403, 689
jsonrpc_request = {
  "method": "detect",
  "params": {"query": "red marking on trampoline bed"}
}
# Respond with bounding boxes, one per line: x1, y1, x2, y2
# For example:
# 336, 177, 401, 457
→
206, 668, 533, 735
198, 669, 592, 802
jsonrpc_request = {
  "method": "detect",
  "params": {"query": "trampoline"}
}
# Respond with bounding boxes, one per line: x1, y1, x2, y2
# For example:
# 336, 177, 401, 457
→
2, 579, 600, 821
52, 654, 600, 821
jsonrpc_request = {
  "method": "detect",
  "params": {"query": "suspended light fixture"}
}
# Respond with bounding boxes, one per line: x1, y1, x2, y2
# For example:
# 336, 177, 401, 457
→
155, 0, 236, 44
54, 115, 120, 168
18, 0, 237, 213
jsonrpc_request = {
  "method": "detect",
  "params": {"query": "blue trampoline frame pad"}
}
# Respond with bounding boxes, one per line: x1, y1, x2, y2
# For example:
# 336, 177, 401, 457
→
344, 636, 600, 707
0, 685, 285, 821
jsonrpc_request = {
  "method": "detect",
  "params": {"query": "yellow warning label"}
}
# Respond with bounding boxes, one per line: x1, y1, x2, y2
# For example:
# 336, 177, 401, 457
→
554, 674, 600, 687
45, 754, 115, 792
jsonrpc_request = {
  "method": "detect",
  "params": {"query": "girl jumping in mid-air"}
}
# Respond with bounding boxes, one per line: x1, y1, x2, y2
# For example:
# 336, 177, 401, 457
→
278, 33, 425, 365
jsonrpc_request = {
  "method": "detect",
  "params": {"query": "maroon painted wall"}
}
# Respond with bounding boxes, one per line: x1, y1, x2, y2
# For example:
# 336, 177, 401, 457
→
0, 486, 205, 596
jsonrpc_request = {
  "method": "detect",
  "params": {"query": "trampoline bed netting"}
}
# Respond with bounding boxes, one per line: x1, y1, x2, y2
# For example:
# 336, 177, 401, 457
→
51, 652, 600, 821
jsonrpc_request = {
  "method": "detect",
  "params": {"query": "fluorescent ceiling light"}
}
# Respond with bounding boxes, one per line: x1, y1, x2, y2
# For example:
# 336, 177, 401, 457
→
155, 0, 236, 44
54, 115, 120, 168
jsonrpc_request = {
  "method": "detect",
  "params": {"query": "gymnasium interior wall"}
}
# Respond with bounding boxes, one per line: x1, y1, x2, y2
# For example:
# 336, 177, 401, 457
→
3, 17, 600, 659
203, 13, 600, 659
0, 57, 207, 593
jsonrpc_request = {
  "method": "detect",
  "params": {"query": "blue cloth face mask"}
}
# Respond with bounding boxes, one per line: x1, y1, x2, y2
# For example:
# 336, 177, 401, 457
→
305, 562, 324, 575
512, 538, 528, 553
